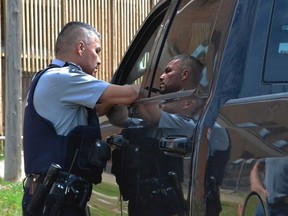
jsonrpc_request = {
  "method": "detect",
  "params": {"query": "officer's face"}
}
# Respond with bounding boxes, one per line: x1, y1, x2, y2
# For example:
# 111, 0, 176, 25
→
159, 59, 183, 94
80, 35, 102, 77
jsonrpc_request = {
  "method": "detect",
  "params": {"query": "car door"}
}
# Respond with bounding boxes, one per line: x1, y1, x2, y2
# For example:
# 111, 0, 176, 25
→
107, 0, 225, 215
202, 0, 288, 215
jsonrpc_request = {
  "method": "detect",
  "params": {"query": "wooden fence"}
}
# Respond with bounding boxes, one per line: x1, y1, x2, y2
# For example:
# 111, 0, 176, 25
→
0, 0, 161, 135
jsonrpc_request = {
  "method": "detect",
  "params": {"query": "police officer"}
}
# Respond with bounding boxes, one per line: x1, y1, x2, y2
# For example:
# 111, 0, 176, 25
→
22, 21, 139, 216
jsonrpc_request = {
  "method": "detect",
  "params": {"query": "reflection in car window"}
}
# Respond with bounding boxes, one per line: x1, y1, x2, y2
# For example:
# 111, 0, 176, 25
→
126, 26, 160, 84
264, 0, 288, 82
150, 0, 220, 118
111, 1, 224, 216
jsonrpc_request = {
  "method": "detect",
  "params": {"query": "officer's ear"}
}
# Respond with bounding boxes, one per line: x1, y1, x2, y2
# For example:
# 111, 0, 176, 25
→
77, 41, 86, 56
181, 70, 189, 81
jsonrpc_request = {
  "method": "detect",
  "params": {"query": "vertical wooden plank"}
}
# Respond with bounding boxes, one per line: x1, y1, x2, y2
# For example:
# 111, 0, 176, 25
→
76, 0, 79, 20
38, 0, 43, 69
55, 0, 60, 58
107, 0, 109, 80
138, 0, 142, 27
34, 0, 39, 71
108, 0, 112, 80
127, 0, 130, 46
67, 0, 70, 21
67, 0, 71, 22
5, 0, 22, 181
58, 0, 62, 35
102, 0, 105, 81
87, 0, 90, 24
100, 0, 104, 80
83, 0, 87, 22
79, 0, 82, 21
120, 0, 124, 62
61, 0, 67, 25
135, 0, 139, 33
111, 0, 116, 71
77, 0, 80, 21
74, 0, 76, 21
50, 0, 54, 61
26, 0, 31, 72
104, 0, 108, 80
90, 0, 94, 27
43, 0, 47, 67
22, 0, 27, 72
124, 0, 127, 52
0, 0, 2, 135
30, 0, 35, 70
105, 0, 109, 80
114, 0, 119, 67
47, 0, 52, 63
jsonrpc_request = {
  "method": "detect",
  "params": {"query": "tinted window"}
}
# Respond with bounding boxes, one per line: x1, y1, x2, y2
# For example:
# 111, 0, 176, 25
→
264, 0, 288, 82
130, 0, 222, 203
148, 0, 221, 118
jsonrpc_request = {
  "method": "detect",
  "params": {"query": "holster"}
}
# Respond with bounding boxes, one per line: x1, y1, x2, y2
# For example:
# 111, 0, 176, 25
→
42, 173, 92, 216
65, 126, 111, 184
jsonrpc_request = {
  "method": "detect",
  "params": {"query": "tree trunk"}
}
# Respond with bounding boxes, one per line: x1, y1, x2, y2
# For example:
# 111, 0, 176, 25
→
5, 0, 22, 182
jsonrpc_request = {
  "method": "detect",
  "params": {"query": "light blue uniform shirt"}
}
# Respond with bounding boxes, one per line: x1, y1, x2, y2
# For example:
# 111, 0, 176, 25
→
33, 59, 109, 135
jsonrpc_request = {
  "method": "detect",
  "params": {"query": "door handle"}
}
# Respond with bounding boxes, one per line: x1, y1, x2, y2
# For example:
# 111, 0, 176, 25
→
159, 136, 192, 156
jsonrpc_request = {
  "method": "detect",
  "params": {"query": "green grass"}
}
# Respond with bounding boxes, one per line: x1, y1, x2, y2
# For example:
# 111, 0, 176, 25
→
0, 178, 23, 216
0, 178, 248, 216
221, 201, 239, 216
0, 177, 125, 216
0, 171, 260, 216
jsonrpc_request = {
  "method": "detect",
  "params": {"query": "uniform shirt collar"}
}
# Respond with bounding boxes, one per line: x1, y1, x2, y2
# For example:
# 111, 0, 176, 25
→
52, 59, 66, 67
51, 59, 83, 71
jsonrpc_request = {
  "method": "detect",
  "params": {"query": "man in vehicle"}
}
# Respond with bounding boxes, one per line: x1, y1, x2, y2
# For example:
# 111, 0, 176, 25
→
22, 21, 139, 216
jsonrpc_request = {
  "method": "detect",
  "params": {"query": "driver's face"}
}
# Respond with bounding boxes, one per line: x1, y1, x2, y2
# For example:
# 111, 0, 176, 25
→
159, 59, 183, 94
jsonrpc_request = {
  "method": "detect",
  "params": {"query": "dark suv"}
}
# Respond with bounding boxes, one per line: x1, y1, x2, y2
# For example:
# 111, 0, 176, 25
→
102, 0, 288, 215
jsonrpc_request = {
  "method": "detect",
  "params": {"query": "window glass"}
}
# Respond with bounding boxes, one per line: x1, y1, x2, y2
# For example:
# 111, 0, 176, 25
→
125, 28, 159, 84
132, 0, 222, 205
120, 0, 174, 85
149, 0, 221, 118
264, 0, 288, 82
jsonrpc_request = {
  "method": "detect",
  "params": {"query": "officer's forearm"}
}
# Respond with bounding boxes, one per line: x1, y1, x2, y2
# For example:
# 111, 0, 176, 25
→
106, 105, 129, 127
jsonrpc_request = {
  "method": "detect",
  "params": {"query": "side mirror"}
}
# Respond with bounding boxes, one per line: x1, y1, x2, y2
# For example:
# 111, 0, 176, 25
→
241, 191, 267, 216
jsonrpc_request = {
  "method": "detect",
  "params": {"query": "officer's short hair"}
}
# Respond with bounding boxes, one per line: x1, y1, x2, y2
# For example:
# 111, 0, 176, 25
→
55, 21, 101, 55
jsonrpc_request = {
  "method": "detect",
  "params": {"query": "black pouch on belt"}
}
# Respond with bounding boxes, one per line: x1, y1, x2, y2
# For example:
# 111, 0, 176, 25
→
24, 174, 44, 196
